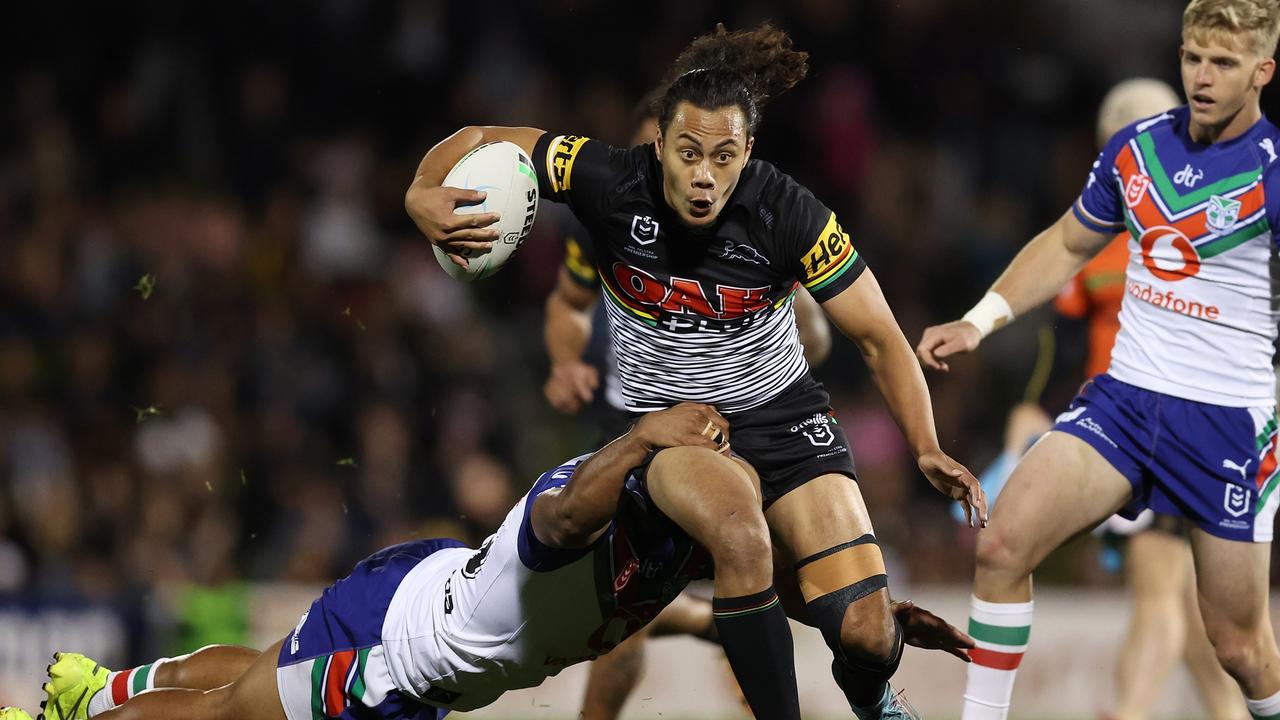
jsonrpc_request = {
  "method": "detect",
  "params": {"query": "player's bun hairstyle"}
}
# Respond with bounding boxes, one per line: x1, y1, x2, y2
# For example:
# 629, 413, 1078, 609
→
657, 23, 809, 135
1183, 0, 1280, 58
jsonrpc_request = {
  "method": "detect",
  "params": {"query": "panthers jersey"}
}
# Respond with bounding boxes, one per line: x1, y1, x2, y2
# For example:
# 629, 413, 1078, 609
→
533, 133, 865, 412
379, 455, 709, 712
1074, 106, 1280, 407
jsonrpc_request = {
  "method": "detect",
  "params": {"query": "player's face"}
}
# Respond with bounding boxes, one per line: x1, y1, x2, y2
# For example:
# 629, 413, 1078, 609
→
1180, 33, 1275, 138
655, 102, 754, 229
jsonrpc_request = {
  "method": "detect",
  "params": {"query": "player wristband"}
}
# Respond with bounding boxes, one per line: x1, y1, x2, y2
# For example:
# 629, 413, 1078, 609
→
961, 292, 1014, 339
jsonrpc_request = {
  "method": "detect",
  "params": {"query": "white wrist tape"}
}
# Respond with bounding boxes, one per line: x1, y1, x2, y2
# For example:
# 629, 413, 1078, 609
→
961, 292, 1014, 339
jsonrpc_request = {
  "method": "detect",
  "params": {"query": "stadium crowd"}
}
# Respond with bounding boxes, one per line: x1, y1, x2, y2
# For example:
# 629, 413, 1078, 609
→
0, 0, 1247, 650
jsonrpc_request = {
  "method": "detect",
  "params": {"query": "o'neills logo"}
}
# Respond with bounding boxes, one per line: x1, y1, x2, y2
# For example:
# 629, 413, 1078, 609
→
1125, 279, 1220, 320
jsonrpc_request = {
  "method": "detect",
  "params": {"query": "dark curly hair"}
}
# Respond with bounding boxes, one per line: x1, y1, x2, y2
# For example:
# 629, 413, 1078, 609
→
657, 23, 809, 135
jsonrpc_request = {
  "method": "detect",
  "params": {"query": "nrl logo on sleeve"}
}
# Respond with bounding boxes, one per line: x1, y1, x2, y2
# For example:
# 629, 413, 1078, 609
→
631, 215, 660, 245
1124, 174, 1151, 208
1205, 194, 1241, 233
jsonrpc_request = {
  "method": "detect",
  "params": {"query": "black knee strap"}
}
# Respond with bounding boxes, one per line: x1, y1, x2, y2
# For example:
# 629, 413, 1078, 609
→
796, 534, 889, 654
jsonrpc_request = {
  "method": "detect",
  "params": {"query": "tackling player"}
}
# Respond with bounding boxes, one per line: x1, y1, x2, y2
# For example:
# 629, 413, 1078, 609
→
917, 2, 1280, 718
408, 23, 986, 720
15, 404, 972, 720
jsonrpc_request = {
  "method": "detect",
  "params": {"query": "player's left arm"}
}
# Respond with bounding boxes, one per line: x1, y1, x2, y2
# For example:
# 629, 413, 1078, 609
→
821, 271, 987, 526
530, 403, 729, 549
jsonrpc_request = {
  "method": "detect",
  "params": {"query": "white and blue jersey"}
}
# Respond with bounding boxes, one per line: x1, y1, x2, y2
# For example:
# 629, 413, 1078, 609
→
1058, 106, 1280, 542
275, 454, 709, 719
1074, 105, 1280, 407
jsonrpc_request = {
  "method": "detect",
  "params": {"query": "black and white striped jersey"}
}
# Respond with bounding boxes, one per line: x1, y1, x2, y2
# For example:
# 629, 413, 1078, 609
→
534, 134, 865, 413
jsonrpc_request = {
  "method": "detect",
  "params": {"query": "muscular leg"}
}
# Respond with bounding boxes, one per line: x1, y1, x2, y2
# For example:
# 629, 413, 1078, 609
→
647, 592, 715, 640
577, 593, 716, 720
154, 646, 260, 690
646, 446, 800, 720
1180, 554, 1248, 720
579, 627, 650, 720
1112, 530, 1191, 720
1191, 531, 1280, 710
975, 433, 1132, 601
94, 640, 285, 720
765, 473, 901, 715
965, 432, 1132, 720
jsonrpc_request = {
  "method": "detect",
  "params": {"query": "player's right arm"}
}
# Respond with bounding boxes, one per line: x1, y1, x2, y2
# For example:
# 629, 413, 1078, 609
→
916, 211, 1111, 371
916, 121, 1139, 371
404, 126, 545, 267
530, 403, 729, 549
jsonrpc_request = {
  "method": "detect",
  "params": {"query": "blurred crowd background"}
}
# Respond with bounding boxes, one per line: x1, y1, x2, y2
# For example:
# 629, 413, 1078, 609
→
3, 0, 1276, 656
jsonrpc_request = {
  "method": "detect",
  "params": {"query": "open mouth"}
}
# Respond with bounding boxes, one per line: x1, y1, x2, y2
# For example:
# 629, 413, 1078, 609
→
689, 197, 714, 218
1191, 93, 1215, 111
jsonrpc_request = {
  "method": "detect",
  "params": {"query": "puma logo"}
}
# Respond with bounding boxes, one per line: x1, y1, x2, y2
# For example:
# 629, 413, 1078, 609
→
1223, 458, 1252, 483
1261, 138, 1278, 164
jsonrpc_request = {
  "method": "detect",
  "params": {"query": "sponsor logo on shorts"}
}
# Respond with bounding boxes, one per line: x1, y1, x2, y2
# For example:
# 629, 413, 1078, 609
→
1224, 483, 1252, 518
1223, 458, 1252, 483
289, 610, 309, 655
1056, 406, 1086, 423
791, 412, 835, 447
1069, 412, 1119, 449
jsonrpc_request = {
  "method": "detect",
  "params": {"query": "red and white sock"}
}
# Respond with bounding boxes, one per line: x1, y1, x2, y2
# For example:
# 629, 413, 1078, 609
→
962, 596, 1032, 720
87, 659, 169, 716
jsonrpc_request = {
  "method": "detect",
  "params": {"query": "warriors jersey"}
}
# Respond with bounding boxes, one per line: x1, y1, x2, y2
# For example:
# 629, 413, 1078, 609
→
533, 133, 865, 412
1074, 106, 1280, 407
379, 455, 709, 712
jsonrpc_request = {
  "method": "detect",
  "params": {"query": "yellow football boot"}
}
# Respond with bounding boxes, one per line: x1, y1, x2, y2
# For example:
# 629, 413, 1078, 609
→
41, 653, 109, 720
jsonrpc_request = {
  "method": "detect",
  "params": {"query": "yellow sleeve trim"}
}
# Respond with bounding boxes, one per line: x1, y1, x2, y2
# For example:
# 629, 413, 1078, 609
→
546, 135, 590, 194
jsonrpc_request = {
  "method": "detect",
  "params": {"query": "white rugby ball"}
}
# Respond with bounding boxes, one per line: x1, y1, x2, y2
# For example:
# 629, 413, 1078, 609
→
433, 141, 540, 281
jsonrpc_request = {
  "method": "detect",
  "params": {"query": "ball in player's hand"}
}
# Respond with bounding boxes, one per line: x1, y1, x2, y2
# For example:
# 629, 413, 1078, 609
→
434, 141, 540, 281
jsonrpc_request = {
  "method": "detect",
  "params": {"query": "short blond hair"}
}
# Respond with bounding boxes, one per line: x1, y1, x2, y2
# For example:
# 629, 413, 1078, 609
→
1183, 0, 1280, 58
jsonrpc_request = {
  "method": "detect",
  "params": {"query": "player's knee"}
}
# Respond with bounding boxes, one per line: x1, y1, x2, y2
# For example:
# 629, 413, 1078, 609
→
706, 514, 772, 581
974, 522, 1030, 577
1205, 623, 1266, 680
837, 592, 898, 664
